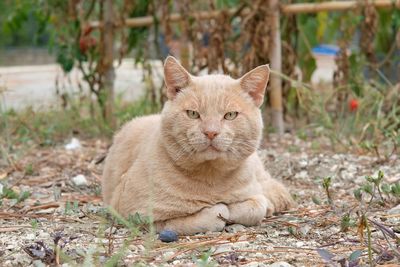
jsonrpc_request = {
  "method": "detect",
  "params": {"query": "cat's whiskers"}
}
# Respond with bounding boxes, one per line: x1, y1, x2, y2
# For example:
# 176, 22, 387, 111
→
174, 136, 198, 156
172, 147, 195, 162
227, 147, 242, 160
232, 140, 258, 149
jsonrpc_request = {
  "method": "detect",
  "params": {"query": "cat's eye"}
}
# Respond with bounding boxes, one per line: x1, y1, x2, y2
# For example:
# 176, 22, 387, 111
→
224, 111, 238, 120
186, 110, 200, 119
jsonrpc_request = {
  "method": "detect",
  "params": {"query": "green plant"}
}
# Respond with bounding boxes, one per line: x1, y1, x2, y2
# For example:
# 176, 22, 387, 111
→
64, 201, 79, 215
322, 176, 333, 205
0, 186, 31, 204
340, 213, 356, 232
30, 219, 39, 230
194, 249, 216, 267
354, 170, 400, 206
24, 164, 34, 175
317, 248, 363, 266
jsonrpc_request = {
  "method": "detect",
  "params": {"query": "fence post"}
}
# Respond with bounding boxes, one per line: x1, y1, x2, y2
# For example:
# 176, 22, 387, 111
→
103, 0, 116, 128
269, 0, 284, 135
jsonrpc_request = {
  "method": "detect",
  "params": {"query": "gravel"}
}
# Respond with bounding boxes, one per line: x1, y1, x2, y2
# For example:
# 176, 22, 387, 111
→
1, 134, 399, 266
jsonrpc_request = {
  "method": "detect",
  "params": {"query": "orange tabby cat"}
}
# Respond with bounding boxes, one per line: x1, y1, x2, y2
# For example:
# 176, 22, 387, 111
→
102, 56, 294, 234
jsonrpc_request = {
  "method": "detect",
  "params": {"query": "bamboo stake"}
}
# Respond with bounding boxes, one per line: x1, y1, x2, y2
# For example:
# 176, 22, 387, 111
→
102, 0, 116, 128
89, 0, 400, 29
282, 0, 400, 14
269, 0, 284, 135
89, 9, 232, 29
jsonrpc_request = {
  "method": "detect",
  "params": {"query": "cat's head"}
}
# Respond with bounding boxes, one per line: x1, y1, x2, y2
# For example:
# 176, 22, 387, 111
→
161, 56, 270, 169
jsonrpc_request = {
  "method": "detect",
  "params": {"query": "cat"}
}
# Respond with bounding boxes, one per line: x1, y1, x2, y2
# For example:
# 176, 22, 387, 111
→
102, 56, 294, 235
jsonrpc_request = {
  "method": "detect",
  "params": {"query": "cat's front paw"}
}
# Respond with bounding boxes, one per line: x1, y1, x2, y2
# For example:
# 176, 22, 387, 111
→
204, 203, 230, 232
155, 203, 230, 235
227, 195, 267, 226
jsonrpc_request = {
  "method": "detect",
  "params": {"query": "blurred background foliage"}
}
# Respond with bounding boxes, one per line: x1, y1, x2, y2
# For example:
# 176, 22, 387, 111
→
0, 0, 399, 156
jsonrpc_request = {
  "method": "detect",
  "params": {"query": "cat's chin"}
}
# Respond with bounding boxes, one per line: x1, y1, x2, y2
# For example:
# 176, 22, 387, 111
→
198, 147, 224, 161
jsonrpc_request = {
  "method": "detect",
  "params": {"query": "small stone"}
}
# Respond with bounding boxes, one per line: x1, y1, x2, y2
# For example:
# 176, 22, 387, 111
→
330, 164, 338, 172
225, 224, 246, 233
32, 260, 46, 267
298, 159, 308, 169
93, 238, 108, 244
255, 252, 263, 258
65, 138, 81, 150
269, 262, 293, 267
265, 245, 274, 251
72, 174, 88, 187
246, 263, 268, 267
159, 230, 178, 243
295, 241, 304, 247
299, 225, 311, 236
214, 244, 232, 254
0, 183, 3, 195
238, 235, 249, 241
295, 170, 308, 179
267, 230, 279, 238
105, 227, 117, 235
232, 241, 250, 250
163, 251, 175, 259
6, 244, 15, 250
387, 204, 400, 215
26, 233, 36, 240
38, 232, 50, 239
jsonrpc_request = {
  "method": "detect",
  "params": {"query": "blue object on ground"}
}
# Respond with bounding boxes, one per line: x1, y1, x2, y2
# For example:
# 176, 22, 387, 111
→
159, 230, 178, 243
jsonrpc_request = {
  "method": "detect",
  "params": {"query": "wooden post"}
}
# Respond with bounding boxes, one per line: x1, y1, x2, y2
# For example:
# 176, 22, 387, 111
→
179, 22, 190, 70
269, 0, 284, 135
103, 0, 115, 128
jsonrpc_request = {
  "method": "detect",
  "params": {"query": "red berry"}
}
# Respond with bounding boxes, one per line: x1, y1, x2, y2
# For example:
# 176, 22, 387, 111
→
79, 37, 88, 53
79, 36, 97, 54
349, 99, 359, 111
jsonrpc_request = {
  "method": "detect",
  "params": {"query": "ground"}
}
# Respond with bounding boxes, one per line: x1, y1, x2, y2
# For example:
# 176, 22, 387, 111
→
0, 134, 399, 266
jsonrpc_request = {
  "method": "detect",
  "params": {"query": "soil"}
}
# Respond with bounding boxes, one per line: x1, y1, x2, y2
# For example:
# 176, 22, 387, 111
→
0, 134, 399, 266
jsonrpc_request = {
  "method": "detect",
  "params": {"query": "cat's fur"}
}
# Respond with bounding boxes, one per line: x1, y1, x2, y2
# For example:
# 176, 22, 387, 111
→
102, 56, 294, 234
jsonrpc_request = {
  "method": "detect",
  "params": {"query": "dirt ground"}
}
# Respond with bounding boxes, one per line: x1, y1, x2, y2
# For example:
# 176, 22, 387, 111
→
1, 134, 399, 266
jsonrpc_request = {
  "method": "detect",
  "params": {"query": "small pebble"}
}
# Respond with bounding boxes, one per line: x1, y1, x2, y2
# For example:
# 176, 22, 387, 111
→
26, 233, 36, 240
159, 230, 178, 243
225, 223, 246, 233
64, 138, 81, 150
105, 227, 117, 235
232, 241, 250, 250
33, 260, 46, 267
387, 204, 400, 215
295, 170, 308, 179
255, 252, 263, 258
72, 174, 88, 187
269, 262, 293, 267
295, 241, 304, 247
163, 251, 175, 259
213, 243, 232, 254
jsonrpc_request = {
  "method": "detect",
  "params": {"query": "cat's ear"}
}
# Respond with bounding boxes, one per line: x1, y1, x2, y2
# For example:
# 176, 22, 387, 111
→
239, 65, 270, 107
164, 56, 192, 100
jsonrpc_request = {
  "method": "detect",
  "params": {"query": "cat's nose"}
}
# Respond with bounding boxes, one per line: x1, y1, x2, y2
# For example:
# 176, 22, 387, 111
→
203, 131, 219, 140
